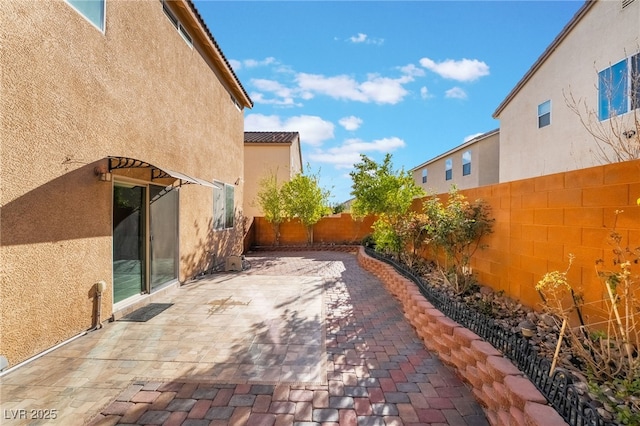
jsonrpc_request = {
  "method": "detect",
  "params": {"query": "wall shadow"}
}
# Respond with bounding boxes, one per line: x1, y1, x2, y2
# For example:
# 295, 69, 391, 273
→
1, 161, 111, 246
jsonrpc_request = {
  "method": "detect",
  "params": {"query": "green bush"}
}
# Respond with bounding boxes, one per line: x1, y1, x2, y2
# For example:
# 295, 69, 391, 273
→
422, 186, 494, 295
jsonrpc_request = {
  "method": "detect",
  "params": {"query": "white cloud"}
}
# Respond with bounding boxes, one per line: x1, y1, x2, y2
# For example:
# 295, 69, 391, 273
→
350, 33, 368, 43
463, 132, 484, 142
228, 59, 241, 71
399, 64, 426, 78
348, 33, 384, 45
242, 60, 414, 105
244, 114, 282, 130
296, 72, 410, 105
244, 114, 334, 146
309, 137, 406, 169
249, 92, 298, 106
360, 75, 409, 104
243, 57, 276, 68
286, 116, 335, 146
251, 78, 296, 98
296, 73, 367, 102
339, 116, 363, 131
250, 79, 302, 106
445, 87, 467, 99
419, 57, 489, 82
420, 86, 430, 99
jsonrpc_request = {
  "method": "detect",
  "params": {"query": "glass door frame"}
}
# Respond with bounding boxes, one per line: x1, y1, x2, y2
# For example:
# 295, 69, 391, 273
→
112, 176, 180, 309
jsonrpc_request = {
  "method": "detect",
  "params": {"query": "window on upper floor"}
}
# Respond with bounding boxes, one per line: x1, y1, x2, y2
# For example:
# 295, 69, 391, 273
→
162, 0, 193, 48
445, 159, 453, 181
66, 0, 105, 31
422, 169, 427, 183
462, 151, 471, 176
538, 100, 551, 128
598, 53, 640, 121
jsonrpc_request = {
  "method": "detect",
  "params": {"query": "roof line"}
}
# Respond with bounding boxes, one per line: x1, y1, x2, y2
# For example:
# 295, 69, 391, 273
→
410, 128, 499, 171
184, 0, 253, 109
492, 0, 594, 118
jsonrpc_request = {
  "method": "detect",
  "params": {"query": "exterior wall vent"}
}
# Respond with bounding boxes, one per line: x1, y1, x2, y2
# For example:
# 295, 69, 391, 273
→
622, 0, 635, 9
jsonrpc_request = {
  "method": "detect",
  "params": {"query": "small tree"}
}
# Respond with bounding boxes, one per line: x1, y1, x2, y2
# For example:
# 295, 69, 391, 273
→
255, 171, 285, 245
372, 211, 431, 266
423, 186, 494, 295
350, 153, 424, 258
281, 169, 331, 245
349, 153, 424, 219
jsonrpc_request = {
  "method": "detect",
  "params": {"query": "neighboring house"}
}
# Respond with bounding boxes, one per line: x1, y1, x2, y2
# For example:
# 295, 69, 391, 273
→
0, 0, 252, 368
244, 131, 303, 219
411, 129, 500, 195
339, 198, 356, 213
494, 0, 639, 183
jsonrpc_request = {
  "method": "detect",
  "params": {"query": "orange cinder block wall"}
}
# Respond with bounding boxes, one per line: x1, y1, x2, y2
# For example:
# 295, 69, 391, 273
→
252, 213, 375, 246
415, 160, 640, 324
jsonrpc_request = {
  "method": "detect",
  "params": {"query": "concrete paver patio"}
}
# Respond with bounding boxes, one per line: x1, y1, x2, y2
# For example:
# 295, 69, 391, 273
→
0, 251, 488, 425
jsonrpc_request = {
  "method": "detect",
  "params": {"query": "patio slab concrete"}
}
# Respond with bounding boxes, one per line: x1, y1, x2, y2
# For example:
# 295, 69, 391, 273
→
0, 251, 488, 426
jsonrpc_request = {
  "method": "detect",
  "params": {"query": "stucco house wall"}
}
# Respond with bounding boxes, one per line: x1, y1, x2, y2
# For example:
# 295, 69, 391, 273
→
244, 132, 303, 219
0, 0, 251, 368
411, 129, 499, 195
495, 0, 640, 183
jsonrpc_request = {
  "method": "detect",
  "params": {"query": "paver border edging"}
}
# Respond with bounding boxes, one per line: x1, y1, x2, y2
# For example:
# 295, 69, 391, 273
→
356, 246, 569, 426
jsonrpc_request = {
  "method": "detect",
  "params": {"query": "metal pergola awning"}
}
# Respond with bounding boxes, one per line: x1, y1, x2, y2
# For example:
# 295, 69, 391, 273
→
108, 156, 215, 188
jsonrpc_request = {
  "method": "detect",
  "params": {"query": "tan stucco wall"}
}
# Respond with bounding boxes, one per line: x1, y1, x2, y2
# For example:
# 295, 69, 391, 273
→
244, 144, 300, 219
1, 1, 245, 367
477, 133, 500, 187
498, 0, 640, 182
413, 132, 500, 194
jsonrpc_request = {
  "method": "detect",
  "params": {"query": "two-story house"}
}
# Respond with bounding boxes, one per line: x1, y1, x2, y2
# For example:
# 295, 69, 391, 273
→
494, 0, 639, 182
1, 0, 252, 369
243, 131, 303, 219
411, 129, 500, 195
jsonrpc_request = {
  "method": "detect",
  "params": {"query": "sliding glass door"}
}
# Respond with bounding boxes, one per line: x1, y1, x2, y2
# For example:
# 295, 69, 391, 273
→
150, 185, 178, 290
112, 181, 179, 305
113, 183, 146, 304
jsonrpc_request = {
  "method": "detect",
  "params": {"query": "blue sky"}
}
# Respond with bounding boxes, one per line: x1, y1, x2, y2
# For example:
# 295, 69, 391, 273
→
193, 0, 585, 205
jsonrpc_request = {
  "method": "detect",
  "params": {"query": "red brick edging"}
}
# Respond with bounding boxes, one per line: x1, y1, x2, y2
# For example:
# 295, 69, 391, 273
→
356, 247, 568, 426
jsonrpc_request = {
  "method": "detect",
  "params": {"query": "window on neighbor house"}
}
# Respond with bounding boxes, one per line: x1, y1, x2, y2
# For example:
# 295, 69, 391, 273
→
422, 169, 427, 183
66, 0, 105, 31
213, 183, 234, 230
462, 151, 471, 176
162, 0, 193, 47
445, 159, 453, 181
598, 54, 640, 121
538, 100, 551, 128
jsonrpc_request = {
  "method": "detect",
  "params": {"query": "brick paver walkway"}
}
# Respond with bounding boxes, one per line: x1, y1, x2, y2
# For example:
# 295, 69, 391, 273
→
89, 251, 487, 425
1, 251, 487, 425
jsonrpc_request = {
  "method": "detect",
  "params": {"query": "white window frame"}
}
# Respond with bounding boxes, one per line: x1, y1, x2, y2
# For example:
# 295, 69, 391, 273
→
538, 100, 551, 128
213, 182, 234, 230
162, 0, 193, 48
66, 0, 106, 32
445, 159, 453, 181
462, 151, 471, 176
421, 169, 427, 184
598, 53, 640, 121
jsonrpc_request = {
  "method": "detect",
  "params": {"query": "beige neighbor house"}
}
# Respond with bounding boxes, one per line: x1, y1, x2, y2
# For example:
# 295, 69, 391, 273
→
0, 0, 252, 369
243, 131, 303, 219
410, 129, 500, 195
494, 0, 640, 182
